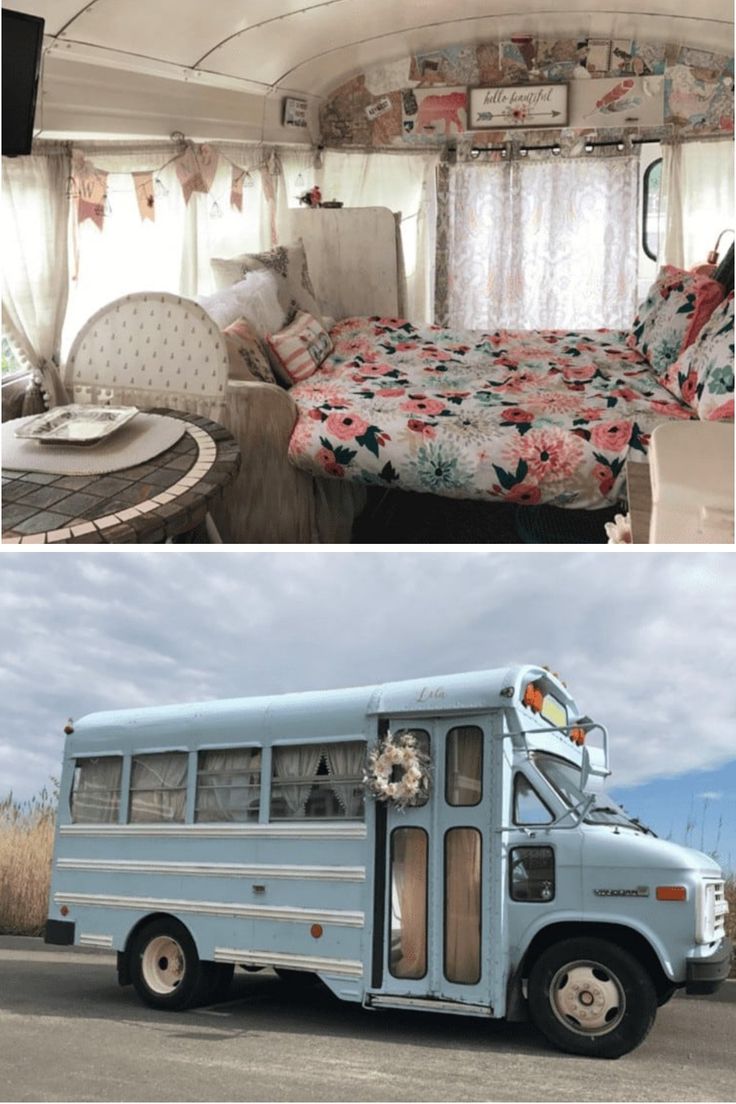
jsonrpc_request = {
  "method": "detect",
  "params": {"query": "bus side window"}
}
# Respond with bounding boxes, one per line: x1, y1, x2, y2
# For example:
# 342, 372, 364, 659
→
513, 774, 554, 825
270, 741, 365, 819
445, 726, 483, 806
70, 756, 122, 823
195, 748, 261, 823
129, 752, 188, 823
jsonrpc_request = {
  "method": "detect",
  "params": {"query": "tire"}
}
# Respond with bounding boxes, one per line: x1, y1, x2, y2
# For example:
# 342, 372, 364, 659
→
129, 917, 210, 1012
527, 937, 657, 1058
657, 984, 677, 1007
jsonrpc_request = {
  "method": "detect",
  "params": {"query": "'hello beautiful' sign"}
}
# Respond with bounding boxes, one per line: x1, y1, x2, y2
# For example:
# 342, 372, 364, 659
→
469, 84, 569, 128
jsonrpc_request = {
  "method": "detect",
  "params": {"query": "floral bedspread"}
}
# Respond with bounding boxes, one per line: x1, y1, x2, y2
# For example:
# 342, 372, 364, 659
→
287, 317, 695, 509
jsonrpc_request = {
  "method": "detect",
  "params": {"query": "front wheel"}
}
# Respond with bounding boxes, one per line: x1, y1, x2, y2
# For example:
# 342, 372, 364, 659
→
527, 938, 657, 1058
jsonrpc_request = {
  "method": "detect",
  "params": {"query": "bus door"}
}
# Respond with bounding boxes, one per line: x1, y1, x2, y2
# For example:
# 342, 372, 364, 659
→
372, 717, 491, 1009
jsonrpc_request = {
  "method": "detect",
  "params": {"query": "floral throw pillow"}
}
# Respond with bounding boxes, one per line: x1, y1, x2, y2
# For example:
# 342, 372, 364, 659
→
267, 311, 333, 386
627, 265, 724, 377
663, 293, 734, 421
223, 318, 279, 386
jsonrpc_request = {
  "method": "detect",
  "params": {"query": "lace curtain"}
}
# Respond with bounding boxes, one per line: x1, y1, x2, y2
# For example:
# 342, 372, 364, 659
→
271, 743, 323, 818
324, 740, 365, 817
661, 140, 735, 270
2, 151, 71, 410
447, 155, 639, 331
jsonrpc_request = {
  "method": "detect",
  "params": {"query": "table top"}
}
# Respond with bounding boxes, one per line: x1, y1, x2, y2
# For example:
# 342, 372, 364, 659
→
2, 409, 240, 544
627, 461, 652, 545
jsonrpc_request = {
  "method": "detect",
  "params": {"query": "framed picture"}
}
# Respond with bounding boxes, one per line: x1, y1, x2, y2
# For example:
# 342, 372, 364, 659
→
402, 86, 467, 137
283, 97, 308, 128
569, 76, 664, 127
469, 84, 568, 128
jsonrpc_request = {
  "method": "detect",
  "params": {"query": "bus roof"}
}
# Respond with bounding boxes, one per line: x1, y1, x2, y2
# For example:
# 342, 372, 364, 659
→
66, 665, 580, 752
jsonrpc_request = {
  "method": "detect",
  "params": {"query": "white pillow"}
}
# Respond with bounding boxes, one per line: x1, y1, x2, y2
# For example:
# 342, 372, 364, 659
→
197, 269, 287, 336
210, 241, 325, 328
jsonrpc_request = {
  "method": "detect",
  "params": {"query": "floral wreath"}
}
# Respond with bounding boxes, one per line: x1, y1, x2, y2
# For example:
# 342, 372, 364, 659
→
365, 731, 431, 809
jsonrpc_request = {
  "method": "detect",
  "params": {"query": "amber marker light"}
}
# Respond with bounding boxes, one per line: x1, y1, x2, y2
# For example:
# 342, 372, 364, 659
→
656, 886, 687, 901
60, 905, 69, 916
310, 923, 323, 938
523, 685, 536, 709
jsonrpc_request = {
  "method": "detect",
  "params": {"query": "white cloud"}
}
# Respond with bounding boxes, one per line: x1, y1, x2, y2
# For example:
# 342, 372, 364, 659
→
1, 549, 734, 800
697, 791, 723, 800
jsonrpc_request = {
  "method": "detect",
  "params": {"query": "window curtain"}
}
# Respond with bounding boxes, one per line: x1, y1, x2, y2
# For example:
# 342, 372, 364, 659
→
317, 150, 440, 322
71, 757, 122, 824
195, 748, 261, 822
62, 143, 272, 358
444, 827, 481, 984
129, 752, 188, 823
446, 727, 483, 805
447, 155, 639, 331
271, 744, 323, 817
661, 140, 735, 270
324, 740, 365, 817
2, 150, 71, 411
390, 828, 428, 979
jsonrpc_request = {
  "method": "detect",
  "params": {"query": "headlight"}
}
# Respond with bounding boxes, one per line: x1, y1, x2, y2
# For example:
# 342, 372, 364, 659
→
696, 879, 728, 944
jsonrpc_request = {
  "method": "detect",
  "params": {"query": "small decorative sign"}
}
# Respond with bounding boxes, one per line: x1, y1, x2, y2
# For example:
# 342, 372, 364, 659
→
569, 76, 664, 127
283, 97, 308, 128
365, 97, 393, 121
469, 84, 568, 128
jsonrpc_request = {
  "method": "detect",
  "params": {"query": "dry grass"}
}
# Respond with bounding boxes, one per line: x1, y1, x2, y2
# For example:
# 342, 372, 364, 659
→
0, 788, 56, 935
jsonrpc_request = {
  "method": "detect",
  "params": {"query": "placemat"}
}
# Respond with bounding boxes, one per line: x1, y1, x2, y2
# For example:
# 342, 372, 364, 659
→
3, 411, 187, 476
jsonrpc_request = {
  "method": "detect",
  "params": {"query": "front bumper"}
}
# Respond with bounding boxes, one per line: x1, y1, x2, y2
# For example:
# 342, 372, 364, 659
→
686, 936, 733, 995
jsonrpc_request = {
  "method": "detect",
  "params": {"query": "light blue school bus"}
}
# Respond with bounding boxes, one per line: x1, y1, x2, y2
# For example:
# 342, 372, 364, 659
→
45, 665, 731, 1058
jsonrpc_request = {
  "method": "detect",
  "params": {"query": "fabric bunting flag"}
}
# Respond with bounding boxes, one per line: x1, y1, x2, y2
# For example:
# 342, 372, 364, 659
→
175, 143, 219, 204
230, 166, 245, 212
73, 152, 109, 231
133, 171, 156, 222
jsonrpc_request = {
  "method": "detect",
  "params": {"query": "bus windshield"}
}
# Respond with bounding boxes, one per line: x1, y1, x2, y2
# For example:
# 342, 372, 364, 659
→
531, 753, 654, 833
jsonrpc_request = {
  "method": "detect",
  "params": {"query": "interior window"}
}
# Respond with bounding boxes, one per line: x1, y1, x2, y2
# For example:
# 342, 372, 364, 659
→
444, 827, 481, 984
390, 827, 428, 980
195, 748, 261, 823
1, 333, 24, 379
270, 741, 365, 819
643, 157, 662, 261
70, 756, 122, 824
129, 751, 187, 823
513, 774, 554, 825
445, 726, 483, 806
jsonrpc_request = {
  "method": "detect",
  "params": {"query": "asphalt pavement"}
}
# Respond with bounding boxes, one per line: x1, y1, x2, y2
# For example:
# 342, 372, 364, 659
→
0, 938, 734, 1102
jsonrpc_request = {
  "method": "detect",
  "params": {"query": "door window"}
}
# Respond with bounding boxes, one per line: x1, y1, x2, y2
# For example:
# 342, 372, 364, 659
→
444, 827, 482, 984
389, 827, 428, 980
445, 726, 483, 806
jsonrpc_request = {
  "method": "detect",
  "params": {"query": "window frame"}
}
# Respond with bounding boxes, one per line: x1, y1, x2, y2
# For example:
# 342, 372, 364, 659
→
443, 825, 482, 985
69, 754, 123, 825
512, 771, 555, 826
194, 745, 262, 824
388, 825, 429, 981
127, 749, 189, 824
444, 725, 483, 808
269, 739, 366, 821
642, 156, 663, 263
509, 845, 556, 903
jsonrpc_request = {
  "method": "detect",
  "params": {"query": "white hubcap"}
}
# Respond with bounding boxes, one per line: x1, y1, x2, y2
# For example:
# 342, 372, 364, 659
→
550, 960, 625, 1036
141, 936, 186, 995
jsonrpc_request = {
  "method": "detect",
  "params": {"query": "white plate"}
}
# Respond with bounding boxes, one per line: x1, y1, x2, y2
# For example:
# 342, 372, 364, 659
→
15, 405, 139, 445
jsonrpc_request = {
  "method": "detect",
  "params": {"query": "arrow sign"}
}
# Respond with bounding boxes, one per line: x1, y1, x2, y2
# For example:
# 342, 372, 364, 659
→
475, 109, 563, 120
469, 84, 568, 129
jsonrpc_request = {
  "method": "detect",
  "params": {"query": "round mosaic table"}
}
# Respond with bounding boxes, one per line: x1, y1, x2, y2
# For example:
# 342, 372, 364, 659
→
2, 409, 240, 545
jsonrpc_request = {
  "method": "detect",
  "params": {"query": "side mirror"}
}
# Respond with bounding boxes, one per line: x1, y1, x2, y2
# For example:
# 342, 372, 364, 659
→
580, 746, 591, 792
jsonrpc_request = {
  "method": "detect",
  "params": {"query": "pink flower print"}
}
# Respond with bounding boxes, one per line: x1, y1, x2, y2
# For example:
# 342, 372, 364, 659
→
338, 336, 373, 359
524, 392, 584, 414
611, 387, 639, 402
395, 341, 419, 351
401, 395, 446, 416
680, 370, 698, 407
316, 446, 334, 467
706, 398, 734, 420
501, 408, 535, 423
308, 407, 324, 421
562, 363, 596, 382
593, 463, 615, 496
377, 387, 405, 398
589, 420, 633, 452
503, 427, 585, 482
505, 484, 542, 505
650, 400, 694, 419
497, 371, 539, 393
354, 362, 393, 377
324, 461, 345, 478
407, 418, 437, 439
325, 411, 370, 440
579, 407, 603, 421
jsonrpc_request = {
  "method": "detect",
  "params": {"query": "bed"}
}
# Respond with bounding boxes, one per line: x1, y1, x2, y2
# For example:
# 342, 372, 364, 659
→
286, 315, 697, 510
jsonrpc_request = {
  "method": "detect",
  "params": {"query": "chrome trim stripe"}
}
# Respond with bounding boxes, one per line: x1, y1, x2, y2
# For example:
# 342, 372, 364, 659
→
214, 947, 363, 978
78, 933, 114, 948
370, 995, 492, 1016
54, 892, 364, 927
57, 859, 365, 881
59, 823, 366, 839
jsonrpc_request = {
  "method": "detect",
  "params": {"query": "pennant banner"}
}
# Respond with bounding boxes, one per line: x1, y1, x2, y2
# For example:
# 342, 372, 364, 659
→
133, 171, 155, 222
230, 166, 244, 212
73, 152, 109, 231
175, 143, 219, 205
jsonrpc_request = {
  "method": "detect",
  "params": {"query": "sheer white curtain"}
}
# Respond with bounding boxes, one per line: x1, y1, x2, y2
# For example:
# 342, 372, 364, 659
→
129, 752, 188, 823
318, 150, 440, 322
62, 143, 272, 357
662, 140, 735, 269
448, 155, 639, 331
271, 744, 323, 817
324, 740, 365, 817
2, 151, 71, 409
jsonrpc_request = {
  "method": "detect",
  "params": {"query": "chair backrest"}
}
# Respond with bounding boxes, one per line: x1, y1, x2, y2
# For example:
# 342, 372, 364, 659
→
65, 291, 229, 418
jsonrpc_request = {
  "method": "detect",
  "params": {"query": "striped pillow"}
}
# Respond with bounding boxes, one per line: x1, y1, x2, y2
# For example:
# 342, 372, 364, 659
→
267, 311, 333, 385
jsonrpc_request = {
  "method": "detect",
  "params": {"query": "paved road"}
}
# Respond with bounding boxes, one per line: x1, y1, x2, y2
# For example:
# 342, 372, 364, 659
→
0, 940, 734, 1102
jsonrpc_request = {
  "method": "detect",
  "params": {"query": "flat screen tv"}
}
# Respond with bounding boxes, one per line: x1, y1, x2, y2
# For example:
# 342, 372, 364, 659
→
2, 9, 45, 156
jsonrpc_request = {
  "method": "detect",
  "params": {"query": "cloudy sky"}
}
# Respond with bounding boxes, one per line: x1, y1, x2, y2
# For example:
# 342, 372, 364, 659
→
1, 549, 734, 867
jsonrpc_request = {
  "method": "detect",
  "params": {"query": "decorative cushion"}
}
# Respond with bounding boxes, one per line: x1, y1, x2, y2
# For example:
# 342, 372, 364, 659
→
197, 269, 287, 335
627, 266, 724, 377
211, 241, 325, 328
267, 311, 333, 385
663, 293, 734, 421
223, 318, 279, 385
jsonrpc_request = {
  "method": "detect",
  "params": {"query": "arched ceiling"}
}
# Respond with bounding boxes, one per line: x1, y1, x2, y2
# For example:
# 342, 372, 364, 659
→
5, 0, 735, 99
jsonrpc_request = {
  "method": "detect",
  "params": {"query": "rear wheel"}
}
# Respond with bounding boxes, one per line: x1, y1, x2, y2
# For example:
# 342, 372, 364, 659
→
527, 938, 657, 1058
130, 917, 209, 1011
